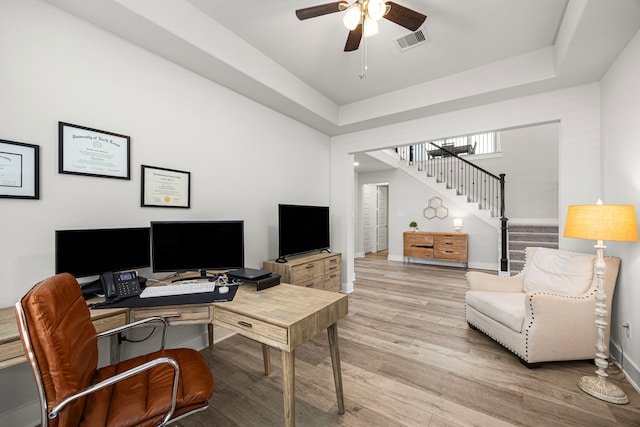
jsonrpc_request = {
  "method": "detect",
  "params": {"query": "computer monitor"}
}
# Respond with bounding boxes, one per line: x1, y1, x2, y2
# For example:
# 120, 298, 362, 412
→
150, 220, 244, 276
55, 227, 150, 278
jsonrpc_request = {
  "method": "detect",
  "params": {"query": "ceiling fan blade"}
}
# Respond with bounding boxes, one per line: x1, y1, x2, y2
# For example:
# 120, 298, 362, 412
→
384, 1, 427, 31
344, 24, 363, 52
296, 2, 345, 20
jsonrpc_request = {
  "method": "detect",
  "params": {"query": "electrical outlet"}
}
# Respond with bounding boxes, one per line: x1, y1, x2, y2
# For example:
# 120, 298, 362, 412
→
623, 322, 632, 339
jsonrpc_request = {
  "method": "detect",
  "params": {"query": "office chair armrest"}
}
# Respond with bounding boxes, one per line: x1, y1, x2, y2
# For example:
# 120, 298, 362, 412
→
97, 316, 169, 350
49, 356, 180, 425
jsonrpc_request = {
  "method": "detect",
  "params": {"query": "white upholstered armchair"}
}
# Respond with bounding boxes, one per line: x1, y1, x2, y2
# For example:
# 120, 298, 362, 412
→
465, 247, 620, 367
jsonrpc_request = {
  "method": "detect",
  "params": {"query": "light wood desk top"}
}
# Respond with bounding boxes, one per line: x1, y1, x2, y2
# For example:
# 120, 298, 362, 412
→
215, 283, 347, 350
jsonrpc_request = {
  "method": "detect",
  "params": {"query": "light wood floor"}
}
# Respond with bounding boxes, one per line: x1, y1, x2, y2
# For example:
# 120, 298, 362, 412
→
178, 253, 640, 426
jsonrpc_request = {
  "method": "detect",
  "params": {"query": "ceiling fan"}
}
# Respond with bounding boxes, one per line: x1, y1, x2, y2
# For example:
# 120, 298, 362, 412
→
295, 0, 427, 52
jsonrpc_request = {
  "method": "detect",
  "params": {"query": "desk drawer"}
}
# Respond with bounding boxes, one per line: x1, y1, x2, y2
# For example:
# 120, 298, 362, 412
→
290, 260, 323, 283
214, 309, 288, 345
131, 306, 212, 325
93, 313, 127, 333
0, 340, 25, 363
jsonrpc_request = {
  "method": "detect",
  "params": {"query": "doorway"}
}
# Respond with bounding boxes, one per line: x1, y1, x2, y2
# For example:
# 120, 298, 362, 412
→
363, 183, 389, 254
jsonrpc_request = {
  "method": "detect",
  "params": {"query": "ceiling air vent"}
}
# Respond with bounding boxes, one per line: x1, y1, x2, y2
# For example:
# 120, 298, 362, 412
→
394, 29, 429, 51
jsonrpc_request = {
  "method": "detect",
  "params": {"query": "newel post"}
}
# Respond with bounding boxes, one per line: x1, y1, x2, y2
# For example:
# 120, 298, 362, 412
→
499, 174, 509, 273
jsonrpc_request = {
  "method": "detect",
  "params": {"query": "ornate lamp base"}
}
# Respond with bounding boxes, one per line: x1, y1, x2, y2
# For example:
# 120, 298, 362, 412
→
578, 375, 629, 405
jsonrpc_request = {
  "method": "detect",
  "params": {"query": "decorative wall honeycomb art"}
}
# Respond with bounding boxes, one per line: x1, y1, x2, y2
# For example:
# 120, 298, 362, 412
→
423, 196, 449, 219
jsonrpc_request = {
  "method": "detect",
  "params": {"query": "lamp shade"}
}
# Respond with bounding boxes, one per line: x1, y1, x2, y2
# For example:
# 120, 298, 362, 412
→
564, 204, 638, 242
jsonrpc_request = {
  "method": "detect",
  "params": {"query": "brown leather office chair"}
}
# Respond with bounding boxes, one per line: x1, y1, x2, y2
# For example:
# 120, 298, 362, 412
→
15, 273, 213, 426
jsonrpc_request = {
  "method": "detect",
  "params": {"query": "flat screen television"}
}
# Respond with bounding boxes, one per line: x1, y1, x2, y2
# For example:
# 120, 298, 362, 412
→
278, 204, 330, 262
55, 227, 150, 278
151, 220, 244, 277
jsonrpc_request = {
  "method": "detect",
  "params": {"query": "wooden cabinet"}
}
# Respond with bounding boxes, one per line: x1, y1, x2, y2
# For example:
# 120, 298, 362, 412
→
404, 232, 468, 267
263, 252, 342, 292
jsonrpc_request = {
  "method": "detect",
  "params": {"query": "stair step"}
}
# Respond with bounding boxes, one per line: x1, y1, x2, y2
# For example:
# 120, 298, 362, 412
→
509, 225, 559, 233
510, 259, 525, 274
509, 234, 558, 246
508, 224, 559, 274
509, 241, 558, 251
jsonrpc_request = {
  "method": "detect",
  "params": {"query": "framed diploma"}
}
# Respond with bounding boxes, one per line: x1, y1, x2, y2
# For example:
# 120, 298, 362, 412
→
59, 122, 130, 179
141, 165, 191, 208
0, 139, 40, 199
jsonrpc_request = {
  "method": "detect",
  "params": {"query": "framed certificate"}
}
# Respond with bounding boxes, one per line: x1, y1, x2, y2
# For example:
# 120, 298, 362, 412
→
0, 139, 39, 199
141, 165, 191, 208
59, 122, 130, 179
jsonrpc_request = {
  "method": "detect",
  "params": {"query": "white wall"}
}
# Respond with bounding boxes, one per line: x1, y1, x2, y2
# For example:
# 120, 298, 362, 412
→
601, 27, 640, 389
474, 123, 560, 221
0, 1, 330, 424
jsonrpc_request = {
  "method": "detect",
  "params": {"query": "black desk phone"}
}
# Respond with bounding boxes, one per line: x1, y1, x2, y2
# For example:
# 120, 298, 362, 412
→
100, 270, 143, 301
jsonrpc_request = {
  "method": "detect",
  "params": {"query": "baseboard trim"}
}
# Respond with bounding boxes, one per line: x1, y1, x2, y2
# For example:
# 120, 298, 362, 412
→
609, 341, 640, 393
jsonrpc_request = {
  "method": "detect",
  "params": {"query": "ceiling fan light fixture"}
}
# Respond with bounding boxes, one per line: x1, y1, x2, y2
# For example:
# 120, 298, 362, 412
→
363, 16, 379, 37
343, 5, 362, 30
367, 0, 387, 20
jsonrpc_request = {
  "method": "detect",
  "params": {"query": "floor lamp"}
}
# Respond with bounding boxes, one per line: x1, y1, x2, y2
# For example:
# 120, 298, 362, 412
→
563, 201, 638, 404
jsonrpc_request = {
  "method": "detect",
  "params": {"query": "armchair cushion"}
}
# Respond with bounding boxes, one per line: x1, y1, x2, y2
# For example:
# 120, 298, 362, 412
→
465, 292, 526, 333
523, 247, 594, 296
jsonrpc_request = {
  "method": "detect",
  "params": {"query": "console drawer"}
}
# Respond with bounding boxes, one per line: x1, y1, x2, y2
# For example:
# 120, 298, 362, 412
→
404, 233, 434, 246
434, 248, 467, 261
406, 247, 434, 258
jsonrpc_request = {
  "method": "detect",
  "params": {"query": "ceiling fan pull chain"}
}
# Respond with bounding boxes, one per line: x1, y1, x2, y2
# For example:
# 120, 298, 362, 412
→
360, 36, 368, 79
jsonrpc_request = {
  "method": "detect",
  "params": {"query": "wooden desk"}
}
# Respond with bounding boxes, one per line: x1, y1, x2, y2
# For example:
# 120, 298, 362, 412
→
131, 284, 348, 427
1, 284, 348, 427
216, 284, 347, 426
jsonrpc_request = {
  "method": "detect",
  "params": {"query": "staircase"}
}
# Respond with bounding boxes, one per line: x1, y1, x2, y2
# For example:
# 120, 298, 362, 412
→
508, 224, 559, 274
392, 142, 510, 273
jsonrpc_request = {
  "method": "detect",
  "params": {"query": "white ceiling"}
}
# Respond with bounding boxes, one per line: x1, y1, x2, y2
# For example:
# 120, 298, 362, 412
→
43, 0, 640, 136
187, 0, 566, 105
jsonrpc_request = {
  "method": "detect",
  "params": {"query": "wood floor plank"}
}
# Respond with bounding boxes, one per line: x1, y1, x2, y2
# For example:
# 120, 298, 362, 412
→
177, 253, 640, 426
